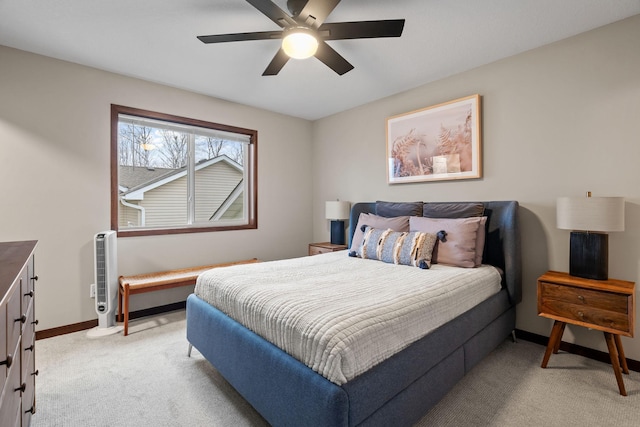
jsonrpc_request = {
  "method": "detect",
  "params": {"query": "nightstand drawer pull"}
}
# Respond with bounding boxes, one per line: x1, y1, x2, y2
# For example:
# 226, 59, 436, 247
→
578, 311, 584, 318
577, 295, 584, 302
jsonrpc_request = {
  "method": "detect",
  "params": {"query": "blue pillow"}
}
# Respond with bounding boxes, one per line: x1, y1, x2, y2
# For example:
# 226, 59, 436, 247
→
375, 201, 423, 217
422, 202, 485, 218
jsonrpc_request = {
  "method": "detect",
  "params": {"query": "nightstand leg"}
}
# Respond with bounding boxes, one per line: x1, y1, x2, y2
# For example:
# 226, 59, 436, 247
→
553, 322, 566, 354
613, 334, 629, 375
541, 321, 565, 368
604, 332, 627, 396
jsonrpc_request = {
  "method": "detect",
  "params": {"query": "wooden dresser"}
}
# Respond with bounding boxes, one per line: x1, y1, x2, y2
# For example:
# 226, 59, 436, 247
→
0, 241, 38, 426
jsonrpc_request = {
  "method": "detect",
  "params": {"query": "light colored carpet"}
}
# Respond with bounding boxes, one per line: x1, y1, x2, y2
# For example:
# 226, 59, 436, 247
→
419, 335, 639, 427
32, 310, 640, 427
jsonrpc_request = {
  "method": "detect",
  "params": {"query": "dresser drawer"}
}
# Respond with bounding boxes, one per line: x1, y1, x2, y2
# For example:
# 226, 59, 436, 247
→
21, 302, 35, 381
0, 340, 22, 427
21, 266, 35, 317
0, 303, 6, 391
6, 287, 22, 358
538, 281, 631, 335
22, 350, 35, 426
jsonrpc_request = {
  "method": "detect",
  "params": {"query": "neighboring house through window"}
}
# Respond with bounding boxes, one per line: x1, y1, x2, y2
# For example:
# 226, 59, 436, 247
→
111, 105, 257, 237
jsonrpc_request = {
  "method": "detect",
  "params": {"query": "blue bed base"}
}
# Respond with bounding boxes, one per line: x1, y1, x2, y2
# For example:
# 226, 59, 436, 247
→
186, 201, 521, 426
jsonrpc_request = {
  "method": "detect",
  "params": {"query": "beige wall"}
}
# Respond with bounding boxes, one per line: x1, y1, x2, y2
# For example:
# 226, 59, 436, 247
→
312, 15, 640, 360
2, 14, 639, 363
0, 45, 313, 330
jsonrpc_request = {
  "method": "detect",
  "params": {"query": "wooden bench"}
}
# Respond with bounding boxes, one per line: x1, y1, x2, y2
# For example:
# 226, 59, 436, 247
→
118, 258, 259, 336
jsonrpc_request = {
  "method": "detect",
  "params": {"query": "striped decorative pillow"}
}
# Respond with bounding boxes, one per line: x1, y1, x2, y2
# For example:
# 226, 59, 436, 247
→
358, 227, 437, 269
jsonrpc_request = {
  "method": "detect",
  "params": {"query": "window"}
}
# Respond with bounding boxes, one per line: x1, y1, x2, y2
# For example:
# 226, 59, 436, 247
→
111, 105, 257, 237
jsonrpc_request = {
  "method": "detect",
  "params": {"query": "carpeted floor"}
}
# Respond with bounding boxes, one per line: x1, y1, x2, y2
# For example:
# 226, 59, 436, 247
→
32, 310, 639, 427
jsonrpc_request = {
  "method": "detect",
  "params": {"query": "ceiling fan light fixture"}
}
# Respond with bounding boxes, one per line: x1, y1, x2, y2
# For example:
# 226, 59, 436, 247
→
282, 28, 318, 59
197, 0, 405, 75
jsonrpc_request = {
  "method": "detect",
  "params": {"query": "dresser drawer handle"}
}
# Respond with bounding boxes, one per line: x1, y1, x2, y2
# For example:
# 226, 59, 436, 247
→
31, 275, 38, 281
15, 314, 27, 323
14, 383, 26, 393
32, 319, 39, 326
25, 406, 35, 415
577, 295, 585, 302
24, 290, 34, 298
578, 311, 584, 318
0, 354, 12, 368
31, 370, 39, 376
25, 344, 34, 352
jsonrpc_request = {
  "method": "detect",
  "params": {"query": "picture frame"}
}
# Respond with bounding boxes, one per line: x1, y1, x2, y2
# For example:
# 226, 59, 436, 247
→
386, 94, 482, 184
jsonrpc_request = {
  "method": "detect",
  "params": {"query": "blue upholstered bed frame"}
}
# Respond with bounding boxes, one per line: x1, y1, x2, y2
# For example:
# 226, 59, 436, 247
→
186, 201, 521, 426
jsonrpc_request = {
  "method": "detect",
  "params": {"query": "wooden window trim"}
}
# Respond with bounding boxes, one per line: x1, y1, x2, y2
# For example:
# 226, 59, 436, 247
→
110, 104, 258, 237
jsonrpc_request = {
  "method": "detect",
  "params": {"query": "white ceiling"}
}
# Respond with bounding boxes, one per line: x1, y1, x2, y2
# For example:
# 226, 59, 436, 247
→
1, 0, 639, 120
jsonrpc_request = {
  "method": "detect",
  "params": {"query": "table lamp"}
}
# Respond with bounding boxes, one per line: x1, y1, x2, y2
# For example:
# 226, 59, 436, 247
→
556, 192, 624, 280
325, 200, 351, 245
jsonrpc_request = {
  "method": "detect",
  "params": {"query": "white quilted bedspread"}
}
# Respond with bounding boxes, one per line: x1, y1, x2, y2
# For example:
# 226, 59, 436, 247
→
195, 251, 501, 385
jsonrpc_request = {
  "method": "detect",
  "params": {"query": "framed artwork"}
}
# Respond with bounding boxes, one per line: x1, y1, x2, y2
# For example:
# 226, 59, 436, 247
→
386, 94, 482, 184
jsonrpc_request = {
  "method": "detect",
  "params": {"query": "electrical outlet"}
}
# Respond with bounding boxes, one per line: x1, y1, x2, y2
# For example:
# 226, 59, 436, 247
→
90, 283, 96, 298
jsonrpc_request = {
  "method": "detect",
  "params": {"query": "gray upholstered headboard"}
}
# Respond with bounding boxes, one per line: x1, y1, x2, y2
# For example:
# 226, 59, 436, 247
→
348, 201, 522, 305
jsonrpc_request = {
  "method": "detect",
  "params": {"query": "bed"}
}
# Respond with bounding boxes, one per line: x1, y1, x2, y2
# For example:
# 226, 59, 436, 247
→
186, 200, 521, 426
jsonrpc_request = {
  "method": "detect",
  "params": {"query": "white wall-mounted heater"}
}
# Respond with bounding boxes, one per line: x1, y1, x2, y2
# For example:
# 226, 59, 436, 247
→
87, 230, 123, 337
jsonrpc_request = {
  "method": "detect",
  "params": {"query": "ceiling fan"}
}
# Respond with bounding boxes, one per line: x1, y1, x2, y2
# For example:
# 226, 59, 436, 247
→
197, 0, 405, 76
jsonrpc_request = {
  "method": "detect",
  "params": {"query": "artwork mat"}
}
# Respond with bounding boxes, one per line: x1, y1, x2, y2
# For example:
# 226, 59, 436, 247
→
386, 94, 482, 184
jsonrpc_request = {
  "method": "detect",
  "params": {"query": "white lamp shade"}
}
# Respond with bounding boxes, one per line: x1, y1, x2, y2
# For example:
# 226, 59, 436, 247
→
557, 196, 624, 232
326, 201, 351, 220
282, 30, 318, 59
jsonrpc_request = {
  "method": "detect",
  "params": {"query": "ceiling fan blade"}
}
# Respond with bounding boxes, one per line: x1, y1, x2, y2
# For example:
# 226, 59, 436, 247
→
246, 0, 297, 28
314, 41, 353, 75
197, 31, 282, 44
263, 48, 290, 76
294, 0, 341, 28
319, 19, 405, 40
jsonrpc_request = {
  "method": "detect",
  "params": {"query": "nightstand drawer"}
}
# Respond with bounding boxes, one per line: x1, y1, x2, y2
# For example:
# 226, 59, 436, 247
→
308, 242, 348, 256
539, 282, 629, 313
309, 245, 330, 256
538, 281, 632, 335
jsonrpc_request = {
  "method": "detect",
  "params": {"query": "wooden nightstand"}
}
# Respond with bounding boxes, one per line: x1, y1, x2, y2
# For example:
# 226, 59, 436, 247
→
537, 271, 635, 395
308, 242, 348, 256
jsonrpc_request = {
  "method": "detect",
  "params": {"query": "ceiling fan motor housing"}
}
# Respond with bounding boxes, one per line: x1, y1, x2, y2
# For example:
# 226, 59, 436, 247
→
287, 0, 307, 16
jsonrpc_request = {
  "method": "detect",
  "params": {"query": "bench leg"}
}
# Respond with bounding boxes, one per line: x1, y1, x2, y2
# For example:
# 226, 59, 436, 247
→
118, 284, 123, 322
123, 284, 130, 336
